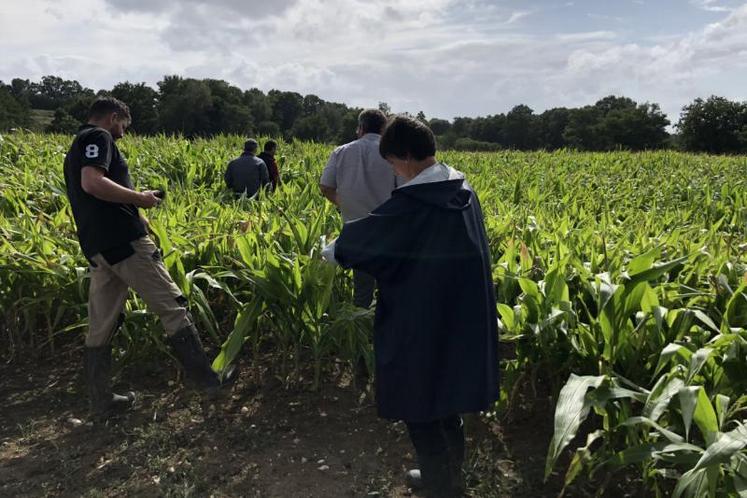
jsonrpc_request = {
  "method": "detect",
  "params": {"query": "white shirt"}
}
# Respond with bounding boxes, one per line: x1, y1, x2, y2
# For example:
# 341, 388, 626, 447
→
319, 134, 400, 222
322, 162, 465, 266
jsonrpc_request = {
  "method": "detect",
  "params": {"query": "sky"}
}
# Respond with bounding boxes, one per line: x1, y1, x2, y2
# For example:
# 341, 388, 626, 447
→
1, 0, 746, 124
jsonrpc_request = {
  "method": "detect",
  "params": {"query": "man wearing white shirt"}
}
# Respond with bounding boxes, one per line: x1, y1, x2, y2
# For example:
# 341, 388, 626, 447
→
319, 109, 399, 308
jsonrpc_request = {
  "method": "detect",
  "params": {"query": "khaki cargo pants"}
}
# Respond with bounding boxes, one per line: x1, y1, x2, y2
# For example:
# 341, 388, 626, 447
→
86, 237, 192, 347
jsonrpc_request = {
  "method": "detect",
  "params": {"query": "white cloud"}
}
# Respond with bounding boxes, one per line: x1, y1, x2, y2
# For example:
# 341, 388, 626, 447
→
105, 0, 299, 18
560, 4, 747, 119
1, 0, 746, 125
506, 10, 534, 24
586, 13, 624, 22
557, 31, 618, 42
690, 0, 732, 12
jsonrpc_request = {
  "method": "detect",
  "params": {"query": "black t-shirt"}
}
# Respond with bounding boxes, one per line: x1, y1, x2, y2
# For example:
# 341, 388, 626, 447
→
63, 125, 146, 259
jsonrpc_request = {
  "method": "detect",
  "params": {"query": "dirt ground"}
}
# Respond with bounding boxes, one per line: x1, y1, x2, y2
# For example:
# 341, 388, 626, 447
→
0, 345, 567, 498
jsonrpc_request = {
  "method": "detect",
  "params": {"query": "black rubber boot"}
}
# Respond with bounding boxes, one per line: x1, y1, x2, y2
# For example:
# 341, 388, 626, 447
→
167, 325, 237, 392
84, 346, 136, 421
406, 450, 454, 498
405, 416, 466, 497
443, 416, 466, 495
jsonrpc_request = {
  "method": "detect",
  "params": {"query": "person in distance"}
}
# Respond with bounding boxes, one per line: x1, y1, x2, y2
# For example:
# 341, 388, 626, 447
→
225, 138, 271, 197
258, 139, 281, 191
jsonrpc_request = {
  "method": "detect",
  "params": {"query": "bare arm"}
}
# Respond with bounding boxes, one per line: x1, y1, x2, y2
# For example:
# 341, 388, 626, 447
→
81, 166, 160, 208
319, 184, 338, 206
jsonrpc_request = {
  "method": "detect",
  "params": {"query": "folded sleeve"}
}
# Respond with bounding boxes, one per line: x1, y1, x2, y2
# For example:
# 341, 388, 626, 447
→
319, 148, 340, 188
79, 131, 113, 171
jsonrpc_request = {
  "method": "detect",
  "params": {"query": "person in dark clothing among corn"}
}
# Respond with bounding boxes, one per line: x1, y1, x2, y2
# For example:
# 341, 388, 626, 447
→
322, 115, 500, 497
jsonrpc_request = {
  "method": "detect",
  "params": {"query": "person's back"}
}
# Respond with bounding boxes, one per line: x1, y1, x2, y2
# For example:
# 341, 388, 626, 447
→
225, 139, 270, 197
319, 109, 399, 310
320, 109, 398, 222
325, 134, 397, 221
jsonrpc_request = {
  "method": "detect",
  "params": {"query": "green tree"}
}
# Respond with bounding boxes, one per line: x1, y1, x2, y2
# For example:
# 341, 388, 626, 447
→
600, 103, 669, 150
111, 82, 160, 134
204, 79, 252, 134
157, 76, 213, 136
0, 82, 31, 131
157, 76, 252, 136
243, 88, 273, 124
538, 108, 570, 150
336, 109, 361, 144
504, 105, 538, 150
594, 95, 636, 115
292, 114, 330, 142
46, 108, 79, 134
302, 94, 324, 116
29, 75, 94, 110
429, 118, 451, 136
269, 90, 303, 132
563, 106, 604, 150
257, 121, 281, 137
677, 96, 747, 154
470, 114, 505, 144
64, 94, 97, 123
9, 78, 32, 107
451, 117, 474, 137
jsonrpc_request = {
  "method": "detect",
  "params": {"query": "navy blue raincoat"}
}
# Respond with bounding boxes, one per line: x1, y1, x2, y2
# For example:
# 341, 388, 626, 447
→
334, 175, 500, 422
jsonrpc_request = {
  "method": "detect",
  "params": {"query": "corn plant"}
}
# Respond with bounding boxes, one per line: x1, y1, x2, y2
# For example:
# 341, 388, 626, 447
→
3, 131, 747, 496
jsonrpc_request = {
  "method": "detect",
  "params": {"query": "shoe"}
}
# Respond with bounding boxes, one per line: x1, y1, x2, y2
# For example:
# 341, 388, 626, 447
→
405, 468, 423, 489
84, 346, 136, 421
405, 452, 459, 497
405, 417, 466, 497
167, 326, 238, 392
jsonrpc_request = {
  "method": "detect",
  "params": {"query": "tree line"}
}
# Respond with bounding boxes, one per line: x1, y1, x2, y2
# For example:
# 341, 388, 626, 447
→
1, 75, 746, 154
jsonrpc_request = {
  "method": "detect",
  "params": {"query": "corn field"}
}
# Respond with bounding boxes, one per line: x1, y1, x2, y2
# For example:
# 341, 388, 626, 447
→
2, 132, 747, 497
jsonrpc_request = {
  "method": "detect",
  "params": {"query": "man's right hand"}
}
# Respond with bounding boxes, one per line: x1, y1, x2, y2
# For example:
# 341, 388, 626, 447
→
136, 190, 162, 208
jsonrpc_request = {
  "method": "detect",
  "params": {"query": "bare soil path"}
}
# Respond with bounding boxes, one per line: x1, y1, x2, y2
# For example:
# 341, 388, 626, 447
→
0, 347, 563, 498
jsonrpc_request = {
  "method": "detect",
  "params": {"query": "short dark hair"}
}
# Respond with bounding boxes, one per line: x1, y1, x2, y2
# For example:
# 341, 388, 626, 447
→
88, 96, 131, 122
264, 140, 277, 152
358, 109, 387, 134
379, 115, 437, 161
244, 139, 259, 152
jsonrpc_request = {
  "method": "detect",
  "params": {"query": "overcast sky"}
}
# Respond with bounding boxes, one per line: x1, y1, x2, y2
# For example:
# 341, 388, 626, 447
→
1, 0, 746, 123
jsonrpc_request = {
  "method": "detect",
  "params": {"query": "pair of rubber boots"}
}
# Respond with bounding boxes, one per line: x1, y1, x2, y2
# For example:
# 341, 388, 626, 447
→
84, 325, 236, 421
405, 418, 466, 498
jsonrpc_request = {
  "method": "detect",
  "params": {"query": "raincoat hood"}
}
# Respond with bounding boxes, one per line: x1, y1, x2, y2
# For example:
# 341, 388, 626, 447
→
394, 163, 471, 211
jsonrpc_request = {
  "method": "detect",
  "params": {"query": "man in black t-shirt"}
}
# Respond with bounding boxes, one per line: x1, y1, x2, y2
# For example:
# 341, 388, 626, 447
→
64, 97, 235, 421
